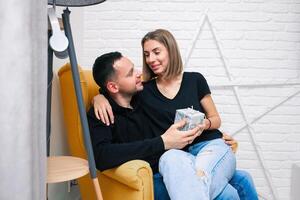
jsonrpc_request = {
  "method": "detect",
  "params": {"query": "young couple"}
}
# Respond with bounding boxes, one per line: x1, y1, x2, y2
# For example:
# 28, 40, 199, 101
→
87, 29, 258, 200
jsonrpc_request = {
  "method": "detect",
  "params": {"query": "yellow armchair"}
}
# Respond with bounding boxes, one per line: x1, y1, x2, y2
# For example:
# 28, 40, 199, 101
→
58, 63, 154, 200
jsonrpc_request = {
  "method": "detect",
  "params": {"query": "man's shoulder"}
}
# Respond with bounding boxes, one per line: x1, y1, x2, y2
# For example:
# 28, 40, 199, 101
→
87, 106, 107, 126
87, 106, 96, 118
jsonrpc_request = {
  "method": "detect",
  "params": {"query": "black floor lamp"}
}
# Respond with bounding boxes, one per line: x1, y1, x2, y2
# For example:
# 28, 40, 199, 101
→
47, 1, 106, 199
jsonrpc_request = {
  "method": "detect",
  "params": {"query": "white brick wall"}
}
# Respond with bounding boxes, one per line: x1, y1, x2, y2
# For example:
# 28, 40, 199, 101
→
81, 1, 300, 199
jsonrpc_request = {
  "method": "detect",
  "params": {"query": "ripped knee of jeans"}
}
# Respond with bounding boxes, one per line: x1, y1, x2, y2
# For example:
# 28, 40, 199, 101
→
197, 169, 206, 177
196, 169, 211, 188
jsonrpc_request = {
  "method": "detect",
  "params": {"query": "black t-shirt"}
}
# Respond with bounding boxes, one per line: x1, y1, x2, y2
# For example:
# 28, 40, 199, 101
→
141, 72, 222, 150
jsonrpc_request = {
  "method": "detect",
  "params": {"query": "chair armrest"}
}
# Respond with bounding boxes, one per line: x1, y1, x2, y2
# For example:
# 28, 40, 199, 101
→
102, 160, 153, 191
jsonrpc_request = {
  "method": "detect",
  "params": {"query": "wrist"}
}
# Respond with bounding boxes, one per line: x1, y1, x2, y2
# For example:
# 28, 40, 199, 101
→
206, 118, 211, 130
161, 135, 169, 150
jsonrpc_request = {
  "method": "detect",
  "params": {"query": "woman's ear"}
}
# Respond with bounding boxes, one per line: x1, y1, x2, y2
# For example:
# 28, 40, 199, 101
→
106, 81, 119, 94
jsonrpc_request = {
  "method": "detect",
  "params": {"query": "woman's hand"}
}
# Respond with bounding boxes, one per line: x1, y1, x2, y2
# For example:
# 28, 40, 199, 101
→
93, 94, 114, 125
222, 132, 238, 153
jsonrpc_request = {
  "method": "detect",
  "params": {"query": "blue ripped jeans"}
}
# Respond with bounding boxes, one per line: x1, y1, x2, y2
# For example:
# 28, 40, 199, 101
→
154, 170, 258, 200
158, 138, 236, 200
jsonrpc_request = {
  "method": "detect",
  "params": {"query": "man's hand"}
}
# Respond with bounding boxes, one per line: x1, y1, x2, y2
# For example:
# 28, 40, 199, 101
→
93, 94, 114, 125
161, 120, 205, 150
222, 133, 238, 153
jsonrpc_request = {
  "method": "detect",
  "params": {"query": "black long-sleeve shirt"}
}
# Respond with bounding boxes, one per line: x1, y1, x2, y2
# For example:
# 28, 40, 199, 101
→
87, 94, 165, 173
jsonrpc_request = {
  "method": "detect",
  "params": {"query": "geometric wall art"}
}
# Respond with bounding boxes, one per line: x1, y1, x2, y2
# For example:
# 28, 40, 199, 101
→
183, 10, 300, 200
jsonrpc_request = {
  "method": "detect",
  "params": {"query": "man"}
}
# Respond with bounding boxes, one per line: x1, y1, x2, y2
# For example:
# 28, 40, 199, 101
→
87, 52, 258, 200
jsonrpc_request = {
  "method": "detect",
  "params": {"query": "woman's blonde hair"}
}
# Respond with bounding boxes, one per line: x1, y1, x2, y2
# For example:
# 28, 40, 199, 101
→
141, 29, 183, 81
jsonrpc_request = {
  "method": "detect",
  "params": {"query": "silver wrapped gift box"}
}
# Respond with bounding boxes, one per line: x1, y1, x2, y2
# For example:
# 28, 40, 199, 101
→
174, 108, 205, 131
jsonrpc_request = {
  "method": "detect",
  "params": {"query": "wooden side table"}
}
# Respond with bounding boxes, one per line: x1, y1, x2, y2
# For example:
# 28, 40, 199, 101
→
47, 156, 89, 184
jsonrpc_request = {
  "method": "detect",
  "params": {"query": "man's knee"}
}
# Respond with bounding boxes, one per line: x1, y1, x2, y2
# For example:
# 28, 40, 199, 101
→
232, 170, 255, 185
238, 170, 252, 180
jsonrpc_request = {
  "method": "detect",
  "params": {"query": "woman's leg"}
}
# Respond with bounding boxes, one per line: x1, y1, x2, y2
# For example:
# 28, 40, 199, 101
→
159, 149, 208, 200
189, 138, 237, 199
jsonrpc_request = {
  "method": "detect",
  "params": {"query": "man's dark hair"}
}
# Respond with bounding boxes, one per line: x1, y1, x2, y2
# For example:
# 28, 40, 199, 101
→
92, 51, 122, 93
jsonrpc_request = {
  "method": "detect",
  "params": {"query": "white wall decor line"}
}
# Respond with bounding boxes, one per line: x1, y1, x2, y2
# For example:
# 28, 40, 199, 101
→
182, 10, 300, 200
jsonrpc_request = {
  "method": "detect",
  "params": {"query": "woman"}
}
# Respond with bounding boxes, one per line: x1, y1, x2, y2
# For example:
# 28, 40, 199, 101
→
140, 29, 236, 200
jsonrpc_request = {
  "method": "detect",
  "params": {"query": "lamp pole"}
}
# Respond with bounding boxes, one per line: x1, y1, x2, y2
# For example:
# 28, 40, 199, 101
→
47, 1, 106, 199
61, 8, 103, 200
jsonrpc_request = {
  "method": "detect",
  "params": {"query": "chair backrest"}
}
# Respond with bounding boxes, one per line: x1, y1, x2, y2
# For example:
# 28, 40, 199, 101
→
58, 63, 99, 158
58, 63, 100, 199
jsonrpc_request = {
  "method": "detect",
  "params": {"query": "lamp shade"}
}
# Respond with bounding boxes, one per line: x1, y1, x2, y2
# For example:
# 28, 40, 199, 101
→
48, 0, 106, 7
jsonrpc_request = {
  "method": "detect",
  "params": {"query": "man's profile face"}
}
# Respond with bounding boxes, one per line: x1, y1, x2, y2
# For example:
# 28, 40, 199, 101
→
113, 56, 144, 95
